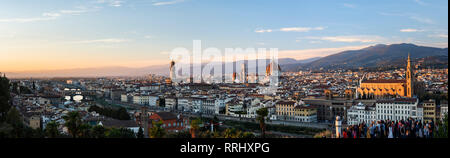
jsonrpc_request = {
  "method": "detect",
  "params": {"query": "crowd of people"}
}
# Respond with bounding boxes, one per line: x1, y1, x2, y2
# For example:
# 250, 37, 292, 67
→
341, 118, 442, 138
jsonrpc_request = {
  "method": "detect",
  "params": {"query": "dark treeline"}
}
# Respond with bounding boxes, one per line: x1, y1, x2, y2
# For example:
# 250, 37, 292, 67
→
1, 75, 44, 138
52, 111, 138, 138
222, 120, 324, 136
88, 105, 131, 120
10, 82, 33, 94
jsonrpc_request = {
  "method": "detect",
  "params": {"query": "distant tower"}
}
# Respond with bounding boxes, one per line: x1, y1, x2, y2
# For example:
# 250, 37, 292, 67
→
241, 63, 247, 83
141, 107, 149, 138
356, 73, 366, 99
265, 62, 272, 77
406, 53, 414, 98
232, 72, 237, 83
335, 116, 342, 138
169, 60, 176, 83
266, 59, 281, 85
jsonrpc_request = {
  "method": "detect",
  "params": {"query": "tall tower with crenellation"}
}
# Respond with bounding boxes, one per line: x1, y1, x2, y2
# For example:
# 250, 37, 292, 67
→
406, 53, 414, 98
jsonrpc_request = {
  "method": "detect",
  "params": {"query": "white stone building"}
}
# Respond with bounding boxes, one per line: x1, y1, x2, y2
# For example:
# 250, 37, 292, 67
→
133, 95, 150, 106
148, 95, 159, 107
165, 97, 177, 110
177, 98, 192, 112
376, 98, 421, 121
347, 102, 376, 125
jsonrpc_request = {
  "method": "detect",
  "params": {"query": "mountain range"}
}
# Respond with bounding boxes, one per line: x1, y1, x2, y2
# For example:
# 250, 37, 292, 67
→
282, 43, 448, 71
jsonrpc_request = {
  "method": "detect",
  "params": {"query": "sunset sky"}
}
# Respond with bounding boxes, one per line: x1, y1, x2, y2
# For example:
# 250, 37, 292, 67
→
0, 0, 448, 72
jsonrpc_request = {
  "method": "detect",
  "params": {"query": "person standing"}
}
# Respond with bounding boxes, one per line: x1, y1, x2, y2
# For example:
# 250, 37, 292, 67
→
388, 124, 394, 138
418, 122, 424, 138
370, 123, 375, 138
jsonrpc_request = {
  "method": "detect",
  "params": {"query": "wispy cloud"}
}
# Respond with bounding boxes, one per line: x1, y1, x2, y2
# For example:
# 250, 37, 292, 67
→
414, 0, 427, 6
410, 16, 434, 24
280, 27, 325, 32
400, 28, 424, 32
70, 38, 131, 44
60, 9, 89, 15
255, 27, 324, 33
379, 12, 435, 25
305, 35, 383, 43
343, 3, 356, 8
153, 0, 185, 6
0, 12, 60, 23
429, 34, 449, 38
255, 29, 273, 33
95, 0, 124, 7
0, 5, 98, 23
309, 41, 322, 44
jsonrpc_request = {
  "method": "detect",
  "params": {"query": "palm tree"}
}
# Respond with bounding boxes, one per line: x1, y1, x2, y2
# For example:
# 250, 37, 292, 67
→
44, 121, 60, 138
256, 108, 268, 138
63, 111, 82, 138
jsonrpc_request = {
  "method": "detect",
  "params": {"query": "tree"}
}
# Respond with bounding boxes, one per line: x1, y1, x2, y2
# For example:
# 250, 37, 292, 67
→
91, 125, 106, 138
256, 108, 268, 138
0, 122, 13, 138
78, 124, 92, 138
106, 128, 136, 138
223, 128, 234, 138
117, 107, 131, 120
436, 114, 448, 138
0, 75, 11, 121
212, 131, 221, 138
5, 108, 22, 127
190, 118, 201, 138
45, 121, 60, 138
63, 111, 82, 138
234, 130, 243, 138
88, 106, 131, 120
166, 131, 191, 138
149, 120, 166, 138
242, 132, 255, 138
137, 127, 144, 138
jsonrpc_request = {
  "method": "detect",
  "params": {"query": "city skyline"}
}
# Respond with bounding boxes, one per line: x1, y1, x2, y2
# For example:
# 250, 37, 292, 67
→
0, 0, 448, 72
